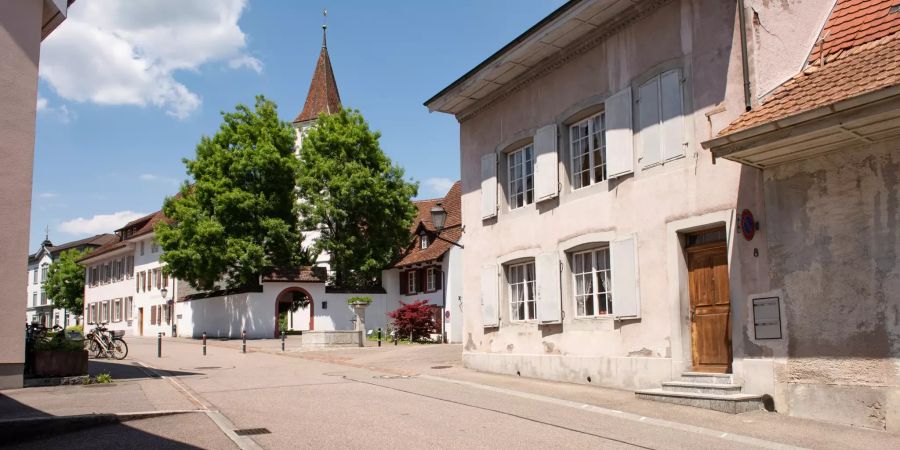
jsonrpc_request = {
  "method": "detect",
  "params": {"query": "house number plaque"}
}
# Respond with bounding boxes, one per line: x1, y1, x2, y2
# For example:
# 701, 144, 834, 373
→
752, 297, 782, 340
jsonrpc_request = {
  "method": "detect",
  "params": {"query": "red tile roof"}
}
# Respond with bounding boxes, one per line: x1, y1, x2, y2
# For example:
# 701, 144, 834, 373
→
809, 0, 900, 64
80, 209, 171, 263
391, 181, 462, 268
718, 4, 900, 137
293, 46, 341, 123
262, 266, 327, 283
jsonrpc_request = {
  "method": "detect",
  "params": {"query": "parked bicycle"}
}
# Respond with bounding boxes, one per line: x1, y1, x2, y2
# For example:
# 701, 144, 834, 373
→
85, 324, 128, 360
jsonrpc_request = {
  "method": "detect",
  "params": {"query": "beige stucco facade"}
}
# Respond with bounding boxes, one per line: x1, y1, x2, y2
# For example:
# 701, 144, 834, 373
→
0, 0, 69, 389
426, 0, 893, 430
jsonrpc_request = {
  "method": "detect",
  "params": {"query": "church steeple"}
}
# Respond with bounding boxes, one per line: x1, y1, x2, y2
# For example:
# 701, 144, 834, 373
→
293, 10, 341, 124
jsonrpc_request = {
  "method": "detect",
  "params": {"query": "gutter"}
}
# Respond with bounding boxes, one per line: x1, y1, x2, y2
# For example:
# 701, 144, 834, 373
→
701, 84, 900, 155
737, 0, 752, 112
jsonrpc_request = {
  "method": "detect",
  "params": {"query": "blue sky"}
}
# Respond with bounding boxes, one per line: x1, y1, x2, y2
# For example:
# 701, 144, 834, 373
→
31, 0, 566, 251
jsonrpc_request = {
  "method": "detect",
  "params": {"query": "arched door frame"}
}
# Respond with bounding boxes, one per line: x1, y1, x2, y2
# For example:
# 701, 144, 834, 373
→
275, 286, 315, 337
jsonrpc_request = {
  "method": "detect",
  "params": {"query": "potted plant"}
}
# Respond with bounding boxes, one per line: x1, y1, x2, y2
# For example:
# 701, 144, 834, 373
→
32, 331, 88, 377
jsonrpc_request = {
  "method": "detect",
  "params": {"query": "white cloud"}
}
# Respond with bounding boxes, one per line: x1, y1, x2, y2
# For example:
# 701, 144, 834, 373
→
424, 177, 455, 197
59, 210, 146, 236
36, 97, 76, 123
39, 0, 260, 119
38, 192, 57, 199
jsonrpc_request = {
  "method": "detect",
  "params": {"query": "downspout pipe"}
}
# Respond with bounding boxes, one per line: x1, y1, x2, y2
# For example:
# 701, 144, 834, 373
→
738, 0, 752, 112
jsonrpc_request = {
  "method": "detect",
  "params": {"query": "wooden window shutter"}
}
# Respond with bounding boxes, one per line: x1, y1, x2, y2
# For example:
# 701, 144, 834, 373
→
606, 87, 634, 178
435, 268, 442, 291
399, 271, 407, 295
150, 305, 157, 325
480, 264, 499, 327
533, 124, 559, 202
480, 153, 498, 220
660, 69, 685, 161
536, 253, 562, 323
417, 269, 425, 293
638, 77, 661, 167
611, 235, 641, 318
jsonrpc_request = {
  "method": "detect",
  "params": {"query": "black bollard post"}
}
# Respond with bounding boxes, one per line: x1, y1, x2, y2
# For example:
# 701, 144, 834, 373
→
281, 331, 285, 352
377, 328, 382, 347
202, 331, 207, 356
157, 332, 162, 358
242, 330, 246, 353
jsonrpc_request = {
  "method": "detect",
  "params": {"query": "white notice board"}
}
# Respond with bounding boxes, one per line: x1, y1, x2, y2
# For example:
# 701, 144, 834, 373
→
752, 297, 782, 340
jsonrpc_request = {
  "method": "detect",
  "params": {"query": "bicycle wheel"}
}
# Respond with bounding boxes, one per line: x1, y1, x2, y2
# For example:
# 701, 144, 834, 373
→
86, 339, 101, 358
111, 338, 128, 360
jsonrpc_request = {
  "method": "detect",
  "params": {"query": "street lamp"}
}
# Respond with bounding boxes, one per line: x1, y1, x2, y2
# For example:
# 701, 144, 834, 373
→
430, 203, 446, 231
429, 202, 463, 249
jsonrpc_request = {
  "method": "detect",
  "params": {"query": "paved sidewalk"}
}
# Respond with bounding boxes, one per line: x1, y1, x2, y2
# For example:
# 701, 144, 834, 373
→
153, 336, 900, 449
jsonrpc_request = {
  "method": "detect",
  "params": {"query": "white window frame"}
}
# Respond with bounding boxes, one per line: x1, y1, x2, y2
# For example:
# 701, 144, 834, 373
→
507, 261, 536, 322
420, 233, 429, 249
572, 246, 613, 317
124, 297, 133, 321
88, 303, 97, 324
507, 144, 534, 210
140, 241, 145, 256
426, 267, 436, 292
407, 270, 417, 294
113, 298, 122, 322
32, 269, 37, 284
40, 264, 48, 284
101, 300, 110, 324
569, 112, 607, 189
32, 292, 36, 307
40, 290, 47, 306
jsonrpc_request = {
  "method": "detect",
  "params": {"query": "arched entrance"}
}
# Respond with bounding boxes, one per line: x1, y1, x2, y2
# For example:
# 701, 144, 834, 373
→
275, 287, 314, 338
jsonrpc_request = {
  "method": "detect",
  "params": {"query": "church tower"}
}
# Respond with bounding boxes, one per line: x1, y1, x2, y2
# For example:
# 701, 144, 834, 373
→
293, 15, 341, 150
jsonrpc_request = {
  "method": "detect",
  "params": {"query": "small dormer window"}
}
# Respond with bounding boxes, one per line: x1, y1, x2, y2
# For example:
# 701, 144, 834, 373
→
420, 232, 429, 249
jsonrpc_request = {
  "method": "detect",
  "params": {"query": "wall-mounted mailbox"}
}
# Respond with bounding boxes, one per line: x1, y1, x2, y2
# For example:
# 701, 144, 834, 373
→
752, 297, 782, 340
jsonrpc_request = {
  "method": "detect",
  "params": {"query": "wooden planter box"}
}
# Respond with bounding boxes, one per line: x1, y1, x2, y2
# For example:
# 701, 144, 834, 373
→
33, 350, 88, 377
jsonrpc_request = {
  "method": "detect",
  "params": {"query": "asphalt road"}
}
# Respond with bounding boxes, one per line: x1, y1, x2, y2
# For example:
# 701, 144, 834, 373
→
15, 338, 899, 449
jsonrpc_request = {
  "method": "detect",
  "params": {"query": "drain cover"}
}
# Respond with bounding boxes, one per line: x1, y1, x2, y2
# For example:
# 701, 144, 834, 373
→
430, 365, 452, 369
234, 428, 271, 436
194, 366, 221, 370
374, 375, 415, 379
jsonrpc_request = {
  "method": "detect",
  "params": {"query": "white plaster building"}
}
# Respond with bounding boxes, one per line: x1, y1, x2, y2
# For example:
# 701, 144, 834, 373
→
26, 233, 116, 327
380, 181, 465, 343
80, 211, 178, 337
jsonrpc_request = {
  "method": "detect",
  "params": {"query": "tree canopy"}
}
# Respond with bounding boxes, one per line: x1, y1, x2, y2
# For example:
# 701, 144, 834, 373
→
44, 248, 90, 315
156, 96, 302, 290
297, 108, 418, 288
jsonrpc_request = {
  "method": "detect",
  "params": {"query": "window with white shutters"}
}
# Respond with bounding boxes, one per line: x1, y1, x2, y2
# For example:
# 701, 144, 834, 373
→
125, 297, 133, 321
572, 247, 613, 317
611, 236, 641, 318
638, 69, 685, 167
533, 124, 559, 201
508, 261, 536, 321
536, 253, 562, 323
507, 145, 534, 210
570, 113, 607, 189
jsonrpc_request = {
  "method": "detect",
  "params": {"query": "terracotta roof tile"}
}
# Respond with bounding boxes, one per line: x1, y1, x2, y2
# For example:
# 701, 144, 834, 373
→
293, 46, 341, 123
809, 0, 900, 64
719, 30, 900, 137
391, 181, 462, 268
262, 266, 327, 283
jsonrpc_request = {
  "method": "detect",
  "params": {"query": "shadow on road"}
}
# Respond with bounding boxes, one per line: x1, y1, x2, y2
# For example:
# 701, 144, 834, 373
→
89, 360, 200, 380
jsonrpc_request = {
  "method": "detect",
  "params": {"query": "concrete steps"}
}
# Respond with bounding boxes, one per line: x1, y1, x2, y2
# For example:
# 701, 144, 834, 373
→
635, 372, 765, 414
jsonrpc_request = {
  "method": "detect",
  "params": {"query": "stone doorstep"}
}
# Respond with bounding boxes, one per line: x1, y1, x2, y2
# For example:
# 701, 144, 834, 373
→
679, 372, 735, 384
635, 388, 765, 414
661, 381, 744, 395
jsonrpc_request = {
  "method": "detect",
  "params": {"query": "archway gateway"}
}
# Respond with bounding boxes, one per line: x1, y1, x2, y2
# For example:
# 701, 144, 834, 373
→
275, 287, 314, 338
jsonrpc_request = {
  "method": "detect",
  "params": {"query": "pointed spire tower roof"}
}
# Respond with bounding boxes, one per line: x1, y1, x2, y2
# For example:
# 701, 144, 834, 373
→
293, 13, 341, 124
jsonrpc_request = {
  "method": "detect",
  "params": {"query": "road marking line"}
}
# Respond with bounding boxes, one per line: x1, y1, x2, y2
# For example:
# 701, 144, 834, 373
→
421, 375, 807, 450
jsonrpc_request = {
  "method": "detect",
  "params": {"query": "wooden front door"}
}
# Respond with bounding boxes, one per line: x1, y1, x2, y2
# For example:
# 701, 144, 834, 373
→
687, 239, 732, 373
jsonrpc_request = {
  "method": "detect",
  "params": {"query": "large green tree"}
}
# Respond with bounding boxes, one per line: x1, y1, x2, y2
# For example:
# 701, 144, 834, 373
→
297, 108, 418, 288
156, 96, 302, 290
45, 248, 91, 315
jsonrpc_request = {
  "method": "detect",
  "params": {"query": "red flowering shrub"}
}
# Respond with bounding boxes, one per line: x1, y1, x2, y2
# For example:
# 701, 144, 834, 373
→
388, 300, 436, 342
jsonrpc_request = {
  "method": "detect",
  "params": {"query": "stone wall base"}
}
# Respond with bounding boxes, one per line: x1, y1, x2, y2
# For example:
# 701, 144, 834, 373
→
462, 352, 672, 390
295, 331, 363, 348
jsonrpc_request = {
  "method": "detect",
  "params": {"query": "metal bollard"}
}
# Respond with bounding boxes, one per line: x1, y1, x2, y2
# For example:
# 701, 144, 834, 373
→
281, 331, 285, 352
377, 328, 382, 347
202, 331, 207, 356
157, 332, 162, 358
242, 330, 246, 353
